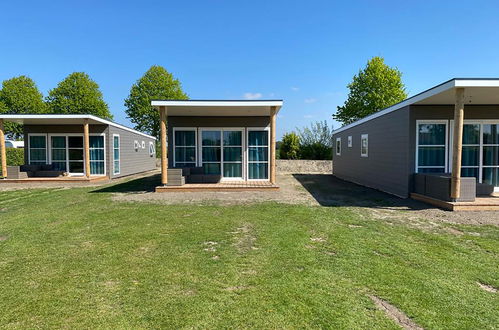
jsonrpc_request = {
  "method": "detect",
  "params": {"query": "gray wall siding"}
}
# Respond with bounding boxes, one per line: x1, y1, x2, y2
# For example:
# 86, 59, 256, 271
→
167, 116, 270, 167
107, 126, 157, 178
332, 106, 411, 197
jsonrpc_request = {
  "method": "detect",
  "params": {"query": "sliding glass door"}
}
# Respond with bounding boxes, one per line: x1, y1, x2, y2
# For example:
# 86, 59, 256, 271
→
47, 135, 105, 176
200, 129, 244, 180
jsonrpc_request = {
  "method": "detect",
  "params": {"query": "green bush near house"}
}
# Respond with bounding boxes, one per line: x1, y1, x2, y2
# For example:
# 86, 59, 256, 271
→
6, 148, 24, 166
0, 148, 24, 175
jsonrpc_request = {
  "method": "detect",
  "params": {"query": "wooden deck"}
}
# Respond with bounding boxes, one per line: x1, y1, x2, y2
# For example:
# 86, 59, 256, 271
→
411, 193, 499, 211
156, 181, 279, 192
0, 176, 109, 183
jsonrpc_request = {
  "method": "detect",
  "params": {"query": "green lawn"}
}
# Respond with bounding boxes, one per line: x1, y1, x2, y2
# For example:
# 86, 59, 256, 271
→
0, 181, 498, 329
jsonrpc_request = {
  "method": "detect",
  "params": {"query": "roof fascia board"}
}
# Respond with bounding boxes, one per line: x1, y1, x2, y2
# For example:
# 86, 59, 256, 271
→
332, 79, 456, 134
0, 114, 156, 140
151, 100, 283, 107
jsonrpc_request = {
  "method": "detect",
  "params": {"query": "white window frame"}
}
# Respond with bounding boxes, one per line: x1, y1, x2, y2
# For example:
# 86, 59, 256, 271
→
199, 127, 246, 181
28, 134, 48, 165
415, 120, 448, 173
113, 134, 120, 175
348, 136, 352, 148
335, 137, 341, 156
449, 120, 499, 191
246, 127, 270, 181
360, 134, 368, 157
149, 141, 155, 157
46, 133, 106, 176
173, 127, 198, 168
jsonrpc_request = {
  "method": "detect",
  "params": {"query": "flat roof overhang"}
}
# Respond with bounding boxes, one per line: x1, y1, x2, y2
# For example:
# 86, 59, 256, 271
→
151, 100, 283, 116
0, 114, 155, 139
333, 78, 499, 134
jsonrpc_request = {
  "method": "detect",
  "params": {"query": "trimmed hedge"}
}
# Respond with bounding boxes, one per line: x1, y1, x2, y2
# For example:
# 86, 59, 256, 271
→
0, 148, 24, 176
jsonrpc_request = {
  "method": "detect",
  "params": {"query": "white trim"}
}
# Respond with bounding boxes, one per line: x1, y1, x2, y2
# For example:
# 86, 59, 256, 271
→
246, 127, 270, 181
0, 114, 156, 140
198, 127, 246, 181
113, 134, 120, 175
173, 127, 197, 168
360, 134, 368, 157
45, 133, 106, 176
151, 100, 283, 108
415, 120, 449, 173
332, 79, 499, 135
149, 141, 155, 157
335, 137, 341, 156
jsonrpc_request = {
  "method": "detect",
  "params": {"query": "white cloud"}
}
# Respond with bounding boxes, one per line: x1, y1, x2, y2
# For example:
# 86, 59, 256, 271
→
243, 92, 262, 100
303, 114, 314, 119
304, 98, 317, 103
291, 87, 299, 91
269, 92, 275, 97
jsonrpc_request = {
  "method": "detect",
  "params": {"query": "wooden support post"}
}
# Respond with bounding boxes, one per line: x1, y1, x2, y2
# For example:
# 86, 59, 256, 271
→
451, 88, 465, 200
270, 106, 277, 184
83, 119, 90, 178
0, 119, 7, 178
160, 106, 168, 185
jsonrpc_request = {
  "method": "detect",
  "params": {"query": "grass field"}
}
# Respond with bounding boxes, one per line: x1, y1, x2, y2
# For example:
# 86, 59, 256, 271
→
0, 180, 498, 329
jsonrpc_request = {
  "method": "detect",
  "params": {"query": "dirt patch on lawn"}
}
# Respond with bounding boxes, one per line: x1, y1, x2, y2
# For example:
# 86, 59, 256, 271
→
477, 282, 498, 293
369, 295, 423, 330
110, 173, 499, 226
231, 224, 257, 253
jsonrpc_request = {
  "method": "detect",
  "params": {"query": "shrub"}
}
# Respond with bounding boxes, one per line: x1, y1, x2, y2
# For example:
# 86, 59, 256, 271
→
299, 142, 332, 160
0, 147, 24, 176
279, 132, 300, 159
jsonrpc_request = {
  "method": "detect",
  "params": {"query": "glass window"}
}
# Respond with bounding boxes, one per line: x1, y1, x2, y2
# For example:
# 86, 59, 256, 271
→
149, 142, 155, 157
201, 130, 221, 174
417, 123, 446, 173
361, 134, 368, 157
174, 130, 197, 167
348, 136, 352, 148
113, 135, 120, 175
483, 124, 499, 145
483, 167, 499, 186
335, 138, 341, 156
29, 135, 47, 165
248, 130, 268, 179
248, 131, 268, 146
90, 136, 105, 175
222, 130, 242, 178
51, 136, 67, 171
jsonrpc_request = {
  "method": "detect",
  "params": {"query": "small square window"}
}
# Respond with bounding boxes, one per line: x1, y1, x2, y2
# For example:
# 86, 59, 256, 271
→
134, 140, 139, 151
361, 134, 368, 157
348, 136, 352, 148
141, 141, 146, 149
335, 137, 341, 156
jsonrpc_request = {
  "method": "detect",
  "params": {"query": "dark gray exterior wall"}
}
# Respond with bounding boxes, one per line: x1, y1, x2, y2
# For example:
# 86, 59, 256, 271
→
107, 125, 156, 178
167, 116, 270, 167
332, 104, 499, 198
23, 124, 156, 178
332, 106, 411, 198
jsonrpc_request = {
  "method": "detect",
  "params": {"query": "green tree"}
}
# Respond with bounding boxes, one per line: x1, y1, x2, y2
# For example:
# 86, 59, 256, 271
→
125, 65, 188, 138
46, 72, 112, 119
334, 56, 407, 125
279, 132, 300, 159
0, 76, 47, 138
296, 121, 334, 160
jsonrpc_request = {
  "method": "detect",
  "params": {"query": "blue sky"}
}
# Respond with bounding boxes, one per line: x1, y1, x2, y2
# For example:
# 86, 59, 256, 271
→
2, 0, 499, 138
